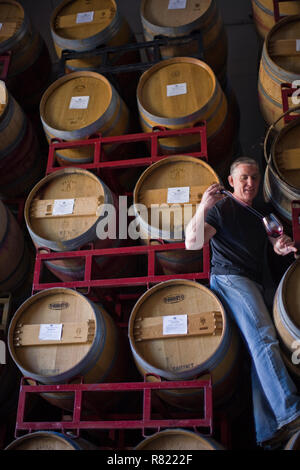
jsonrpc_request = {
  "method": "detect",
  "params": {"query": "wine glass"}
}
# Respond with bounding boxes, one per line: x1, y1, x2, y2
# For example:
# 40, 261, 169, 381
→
262, 213, 283, 238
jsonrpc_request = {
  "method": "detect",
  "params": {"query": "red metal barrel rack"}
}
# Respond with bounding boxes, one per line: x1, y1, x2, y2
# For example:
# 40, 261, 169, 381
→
14, 375, 213, 447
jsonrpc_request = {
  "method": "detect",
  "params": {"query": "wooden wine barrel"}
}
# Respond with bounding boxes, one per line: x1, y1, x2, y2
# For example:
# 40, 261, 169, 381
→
258, 15, 300, 129
8, 288, 130, 411
133, 155, 219, 275
137, 57, 236, 172
5, 431, 99, 450
273, 261, 300, 358
140, 0, 228, 88
0, 293, 22, 418
24, 167, 122, 283
0, 200, 31, 294
0, 81, 43, 197
39, 71, 130, 166
128, 280, 241, 409
0, 0, 51, 112
284, 430, 300, 450
51, 0, 135, 72
251, 0, 300, 39
263, 117, 300, 223
135, 429, 224, 450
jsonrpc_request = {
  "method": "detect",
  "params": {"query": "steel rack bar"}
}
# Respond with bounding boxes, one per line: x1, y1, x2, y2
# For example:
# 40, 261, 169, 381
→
59, 31, 204, 76
32, 243, 210, 294
280, 82, 300, 124
46, 125, 208, 176
0, 51, 11, 80
15, 376, 213, 438
292, 200, 300, 249
273, 0, 299, 23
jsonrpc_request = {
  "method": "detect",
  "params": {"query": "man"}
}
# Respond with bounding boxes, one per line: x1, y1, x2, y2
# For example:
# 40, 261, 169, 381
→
185, 156, 300, 449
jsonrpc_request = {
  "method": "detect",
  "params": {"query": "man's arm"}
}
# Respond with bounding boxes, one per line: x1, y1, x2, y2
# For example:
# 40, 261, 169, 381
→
185, 183, 223, 250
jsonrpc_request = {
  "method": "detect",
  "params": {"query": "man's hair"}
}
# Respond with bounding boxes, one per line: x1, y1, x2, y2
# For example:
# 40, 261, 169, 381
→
229, 157, 259, 175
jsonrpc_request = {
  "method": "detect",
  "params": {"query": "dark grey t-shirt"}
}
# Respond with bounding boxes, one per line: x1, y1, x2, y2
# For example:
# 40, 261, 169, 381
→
205, 196, 269, 283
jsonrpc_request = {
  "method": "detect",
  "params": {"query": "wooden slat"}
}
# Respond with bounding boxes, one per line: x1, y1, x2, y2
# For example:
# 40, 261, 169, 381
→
13, 320, 95, 347
30, 196, 104, 219
55, 9, 113, 29
140, 185, 207, 207
269, 39, 300, 57
133, 311, 223, 342
278, 148, 300, 170
0, 22, 18, 40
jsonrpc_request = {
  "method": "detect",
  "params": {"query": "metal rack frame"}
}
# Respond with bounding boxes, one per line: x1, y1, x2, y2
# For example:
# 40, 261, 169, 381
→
0, 51, 11, 80
292, 201, 300, 249
15, 375, 213, 443
273, 0, 299, 23
58, 31, 205, 77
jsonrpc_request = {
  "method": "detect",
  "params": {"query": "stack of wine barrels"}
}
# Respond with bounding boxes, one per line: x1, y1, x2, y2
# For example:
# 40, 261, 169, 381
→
140, 0, 228, 89
0, 0, 52, 113
255, 13, 300, 228
50, 0, 140, 107
273, 260, 300, 387
251, 0, 300, 39
0, 80, 43, 198
258, 15, 300, 128
0, 0, 254, 452
263, 116, 300, 224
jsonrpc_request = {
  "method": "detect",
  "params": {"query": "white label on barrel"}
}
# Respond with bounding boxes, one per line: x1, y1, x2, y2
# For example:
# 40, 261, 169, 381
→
0, 24, 2, 31
167, 186, 190, 204
296, 40, 300, 52
168, 0, 187, 9
39, 324, 63, 341
69, 96, 90, 109
167, 83, 187, 97
53, 199, 75, 216
76, 11, 94, 23
163, 315, 188, 335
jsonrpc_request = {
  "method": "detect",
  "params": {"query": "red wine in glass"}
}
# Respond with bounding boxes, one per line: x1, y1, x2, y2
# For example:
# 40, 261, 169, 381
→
262, 214, 283, 238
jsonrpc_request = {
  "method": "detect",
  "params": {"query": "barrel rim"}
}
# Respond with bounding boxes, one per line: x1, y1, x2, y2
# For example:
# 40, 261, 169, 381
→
137, 56, 217, 123
7, 287, 103, 383
134, 427, 221, 450
5, 430, 81, 450
128, 279, 227, 380
24, 167, 109, 250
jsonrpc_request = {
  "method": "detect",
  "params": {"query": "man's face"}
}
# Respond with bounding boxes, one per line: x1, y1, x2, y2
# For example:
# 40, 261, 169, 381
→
228, 163, 260, 205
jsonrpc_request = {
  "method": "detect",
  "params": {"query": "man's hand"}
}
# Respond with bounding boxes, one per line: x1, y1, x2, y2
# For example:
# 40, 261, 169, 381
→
273, 234, 298, 256
200, 183, 225, 213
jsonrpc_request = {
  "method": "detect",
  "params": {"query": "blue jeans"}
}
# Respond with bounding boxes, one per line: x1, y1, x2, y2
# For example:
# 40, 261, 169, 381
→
210, 274, 300, 444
